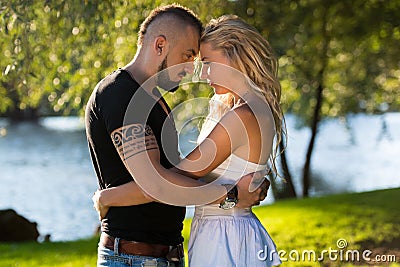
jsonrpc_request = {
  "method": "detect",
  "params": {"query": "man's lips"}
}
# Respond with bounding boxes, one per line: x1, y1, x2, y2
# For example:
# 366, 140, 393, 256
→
178, 71, 186, 78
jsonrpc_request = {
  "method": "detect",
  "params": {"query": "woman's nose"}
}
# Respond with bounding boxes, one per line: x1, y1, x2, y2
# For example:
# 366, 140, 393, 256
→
200, 63, 210, 79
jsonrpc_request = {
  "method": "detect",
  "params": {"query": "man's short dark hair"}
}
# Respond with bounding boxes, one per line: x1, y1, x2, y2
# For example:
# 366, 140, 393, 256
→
138, 4, 203, 46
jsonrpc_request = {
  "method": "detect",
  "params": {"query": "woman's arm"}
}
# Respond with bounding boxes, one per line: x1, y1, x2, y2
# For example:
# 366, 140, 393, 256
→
173, 106, 251, 178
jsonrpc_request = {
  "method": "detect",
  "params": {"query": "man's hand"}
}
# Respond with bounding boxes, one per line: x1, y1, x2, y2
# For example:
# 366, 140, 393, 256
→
92, 190, 109, 221
235, 172, 270, 209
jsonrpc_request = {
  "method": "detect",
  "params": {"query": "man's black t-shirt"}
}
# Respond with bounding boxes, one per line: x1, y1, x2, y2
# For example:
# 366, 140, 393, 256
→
85, 69, 184, 245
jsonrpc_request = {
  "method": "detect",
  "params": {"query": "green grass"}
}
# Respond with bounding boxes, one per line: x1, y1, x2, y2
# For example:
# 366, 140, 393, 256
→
250, 188, 400, 266
0, 237, 98, 267
1, 188, 399, 267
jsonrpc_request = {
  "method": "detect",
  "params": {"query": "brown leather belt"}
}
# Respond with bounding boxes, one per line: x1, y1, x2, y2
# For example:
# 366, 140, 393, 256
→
100, 233, 183, 261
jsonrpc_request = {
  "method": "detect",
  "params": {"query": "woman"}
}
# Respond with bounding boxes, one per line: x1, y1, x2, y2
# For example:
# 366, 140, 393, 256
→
94, 15, 284, 266
186, 15, 283, 267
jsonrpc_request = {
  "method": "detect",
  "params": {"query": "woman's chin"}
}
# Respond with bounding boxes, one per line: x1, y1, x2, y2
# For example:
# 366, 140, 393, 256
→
214, 88, 231, 95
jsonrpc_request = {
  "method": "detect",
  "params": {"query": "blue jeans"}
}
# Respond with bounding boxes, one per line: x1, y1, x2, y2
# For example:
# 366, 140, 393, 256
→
97, 238, 184, 267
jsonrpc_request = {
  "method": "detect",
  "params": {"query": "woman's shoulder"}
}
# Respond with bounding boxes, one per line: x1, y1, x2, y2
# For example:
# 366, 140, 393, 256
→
227, 100, 274, 131
222, 104, 258, 129
230, 103, 255, 121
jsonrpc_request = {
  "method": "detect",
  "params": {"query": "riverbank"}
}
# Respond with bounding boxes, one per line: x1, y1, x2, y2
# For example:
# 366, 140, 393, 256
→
1, 188, 399, 266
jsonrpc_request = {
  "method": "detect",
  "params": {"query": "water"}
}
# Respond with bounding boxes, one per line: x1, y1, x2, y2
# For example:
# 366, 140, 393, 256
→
0, 114, 399, 241
285, 113, 400, 196
0, 117, 96, 241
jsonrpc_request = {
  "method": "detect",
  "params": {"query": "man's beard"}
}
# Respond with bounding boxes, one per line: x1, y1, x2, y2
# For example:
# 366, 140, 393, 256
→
157, 55, 180, 92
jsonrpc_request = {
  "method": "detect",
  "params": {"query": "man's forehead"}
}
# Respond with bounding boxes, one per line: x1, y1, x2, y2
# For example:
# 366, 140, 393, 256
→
183, 26, 200, 54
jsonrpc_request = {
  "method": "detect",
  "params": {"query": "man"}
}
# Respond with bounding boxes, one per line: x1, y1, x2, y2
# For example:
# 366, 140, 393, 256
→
86, 4, 268, 267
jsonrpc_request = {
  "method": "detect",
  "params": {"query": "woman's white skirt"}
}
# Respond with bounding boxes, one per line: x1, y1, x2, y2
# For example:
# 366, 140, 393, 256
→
188, 205, 281, 267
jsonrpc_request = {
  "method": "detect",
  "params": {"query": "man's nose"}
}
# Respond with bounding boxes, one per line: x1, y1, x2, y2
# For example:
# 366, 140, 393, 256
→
183, 62, 194, 75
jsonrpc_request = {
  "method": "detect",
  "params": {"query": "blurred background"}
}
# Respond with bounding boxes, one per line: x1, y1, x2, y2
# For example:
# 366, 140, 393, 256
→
0, 0, 399, 242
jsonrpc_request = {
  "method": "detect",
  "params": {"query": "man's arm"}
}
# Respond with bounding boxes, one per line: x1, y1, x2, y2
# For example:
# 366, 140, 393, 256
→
92, 181, 151, 220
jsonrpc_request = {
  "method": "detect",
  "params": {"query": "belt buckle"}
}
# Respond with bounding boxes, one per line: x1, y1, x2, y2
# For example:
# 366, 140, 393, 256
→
141, 258, 158, 267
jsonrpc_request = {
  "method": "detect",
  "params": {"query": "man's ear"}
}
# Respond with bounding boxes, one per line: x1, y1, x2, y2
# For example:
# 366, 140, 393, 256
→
154, 35, 168, 56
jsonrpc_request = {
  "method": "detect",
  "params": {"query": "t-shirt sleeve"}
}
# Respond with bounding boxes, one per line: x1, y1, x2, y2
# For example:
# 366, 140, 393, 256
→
97, 78, 154, 135
96, 78, 160, 160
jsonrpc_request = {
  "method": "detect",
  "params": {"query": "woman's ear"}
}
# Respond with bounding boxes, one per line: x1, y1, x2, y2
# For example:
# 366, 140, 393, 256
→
154, 35, 167, 56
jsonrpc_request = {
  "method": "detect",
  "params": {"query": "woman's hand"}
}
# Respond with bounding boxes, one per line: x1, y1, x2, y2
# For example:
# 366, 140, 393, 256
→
92, 190, 109, 221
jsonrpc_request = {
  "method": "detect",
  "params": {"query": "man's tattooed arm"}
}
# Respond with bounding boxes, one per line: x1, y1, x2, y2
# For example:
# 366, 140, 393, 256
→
90, 124, 158, 212
111, 123, 158, 161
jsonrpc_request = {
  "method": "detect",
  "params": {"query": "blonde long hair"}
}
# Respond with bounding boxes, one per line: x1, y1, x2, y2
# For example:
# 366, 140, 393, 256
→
199, 15, 285, 176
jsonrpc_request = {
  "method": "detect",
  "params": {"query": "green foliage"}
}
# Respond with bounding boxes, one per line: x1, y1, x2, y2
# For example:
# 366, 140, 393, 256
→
0, 0, 399, 120
0, 1, 157, 116
244, 0, 400, 124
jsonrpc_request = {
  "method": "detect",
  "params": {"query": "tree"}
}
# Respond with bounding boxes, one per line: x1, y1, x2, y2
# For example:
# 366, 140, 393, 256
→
279, 0, 400, 197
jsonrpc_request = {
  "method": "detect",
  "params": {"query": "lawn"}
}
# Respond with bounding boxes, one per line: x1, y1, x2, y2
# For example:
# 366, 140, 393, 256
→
1, 188, 399, 266
250, 188, 400, 266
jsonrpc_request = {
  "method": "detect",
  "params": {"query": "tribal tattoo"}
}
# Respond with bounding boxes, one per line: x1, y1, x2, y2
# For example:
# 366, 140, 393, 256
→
111, 124, 158, 161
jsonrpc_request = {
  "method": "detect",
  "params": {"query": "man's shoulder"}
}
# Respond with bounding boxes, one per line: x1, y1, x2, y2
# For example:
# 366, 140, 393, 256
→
96, 69, 138, 96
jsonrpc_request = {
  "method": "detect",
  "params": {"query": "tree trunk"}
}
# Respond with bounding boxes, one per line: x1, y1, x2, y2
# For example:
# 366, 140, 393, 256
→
270, 134, 297, 199
302, 5, 329, 197
278, 137, 296, 198
302, 83, 324, 197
